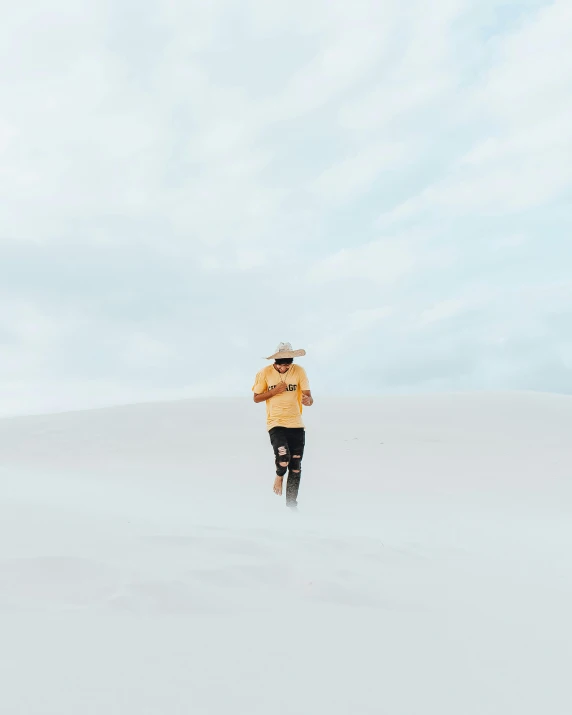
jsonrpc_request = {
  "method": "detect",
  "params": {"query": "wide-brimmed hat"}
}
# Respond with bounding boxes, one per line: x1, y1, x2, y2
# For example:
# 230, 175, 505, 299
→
265, 342, 306, 360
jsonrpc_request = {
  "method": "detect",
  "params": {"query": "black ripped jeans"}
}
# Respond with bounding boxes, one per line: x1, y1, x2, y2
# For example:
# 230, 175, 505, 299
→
269, 427, 305, 506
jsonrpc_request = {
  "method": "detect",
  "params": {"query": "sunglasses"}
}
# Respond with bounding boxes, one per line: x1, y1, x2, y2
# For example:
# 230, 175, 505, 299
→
274, 359, 293, 366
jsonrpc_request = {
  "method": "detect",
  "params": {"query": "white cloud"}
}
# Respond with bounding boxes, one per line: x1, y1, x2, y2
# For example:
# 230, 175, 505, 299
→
311, 141, 409, 204
475, 0, 571, 123
349, 307, 393, 331
0, 300, 80, 366
379, 0, 572, 223
492, 233, 527, 250
307, 305, 393, 358
120, 333, 177, 369
419, 299, 465, 325
310, 236, 417, 283
0, 0, 570, 414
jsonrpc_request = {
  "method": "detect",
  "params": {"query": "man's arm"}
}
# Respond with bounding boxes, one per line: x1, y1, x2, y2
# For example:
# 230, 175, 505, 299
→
299, 367, 313, 406
253, 382, 287, 403
302, 390, 313, 406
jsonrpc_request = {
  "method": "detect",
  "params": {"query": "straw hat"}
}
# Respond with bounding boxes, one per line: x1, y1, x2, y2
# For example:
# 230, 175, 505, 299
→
265, 342, 306, 360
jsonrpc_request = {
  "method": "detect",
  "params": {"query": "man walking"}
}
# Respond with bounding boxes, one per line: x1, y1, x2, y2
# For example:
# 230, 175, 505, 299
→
252, 342, 314, 509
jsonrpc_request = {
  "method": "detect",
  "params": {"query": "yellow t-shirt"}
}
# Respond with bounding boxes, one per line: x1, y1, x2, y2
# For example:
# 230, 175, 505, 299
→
252, 364, 311, 430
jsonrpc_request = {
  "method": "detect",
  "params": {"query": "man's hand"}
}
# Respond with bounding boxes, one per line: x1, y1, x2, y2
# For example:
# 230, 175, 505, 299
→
302, 393, 313, 406
253, 381, 288, 403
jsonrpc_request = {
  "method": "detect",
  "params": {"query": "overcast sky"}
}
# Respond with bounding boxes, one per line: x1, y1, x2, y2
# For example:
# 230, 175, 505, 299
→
1, 0, 571, 416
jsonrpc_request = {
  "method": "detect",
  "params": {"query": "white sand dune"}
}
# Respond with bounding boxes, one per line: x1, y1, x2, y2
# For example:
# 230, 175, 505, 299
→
0, 392, 570, 714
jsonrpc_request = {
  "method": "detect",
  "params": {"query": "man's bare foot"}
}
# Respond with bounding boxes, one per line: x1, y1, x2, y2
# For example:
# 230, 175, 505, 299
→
273, 475, 283, 496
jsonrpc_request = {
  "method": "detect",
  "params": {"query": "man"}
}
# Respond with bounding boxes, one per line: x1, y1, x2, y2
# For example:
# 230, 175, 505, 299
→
252, 342, 314, 509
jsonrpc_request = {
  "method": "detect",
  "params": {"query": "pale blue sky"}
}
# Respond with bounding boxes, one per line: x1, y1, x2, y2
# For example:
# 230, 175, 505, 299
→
0, 0, 570, 416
